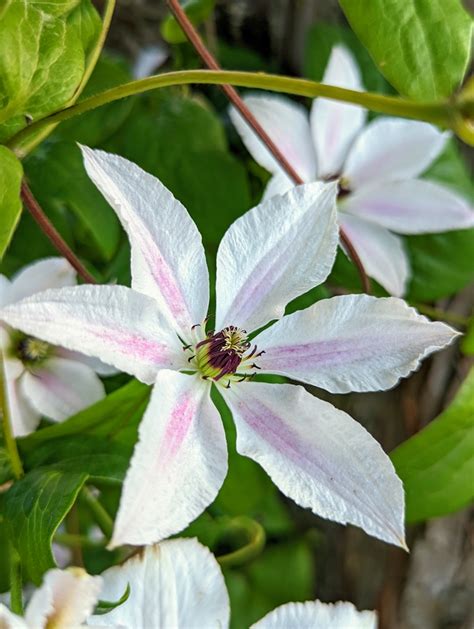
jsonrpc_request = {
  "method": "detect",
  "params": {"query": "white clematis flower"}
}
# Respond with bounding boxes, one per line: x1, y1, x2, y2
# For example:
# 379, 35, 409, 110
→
0, 148, 458, 549
0, 567, 103, 629
0, 538, 377, 628
0, 258, 108, 436
230, 45, 474, 296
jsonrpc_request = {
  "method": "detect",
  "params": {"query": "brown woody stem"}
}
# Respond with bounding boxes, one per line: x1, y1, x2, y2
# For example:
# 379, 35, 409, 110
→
166, 0, 371, 293
20, 181, 97, 284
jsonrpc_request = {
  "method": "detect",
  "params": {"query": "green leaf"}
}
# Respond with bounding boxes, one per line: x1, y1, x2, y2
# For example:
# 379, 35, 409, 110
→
3, 467, 88, 583
95, 584, 131, 615
339, 0, 473, 101
0, 0, 101, 142
2, 381, 149, 584
0, 446, 14, 485
161, 0, 216, 44
25, 142, 121, 261
406, 140, 474, 301
0, 146, 23, 259
392, 368, 474, 523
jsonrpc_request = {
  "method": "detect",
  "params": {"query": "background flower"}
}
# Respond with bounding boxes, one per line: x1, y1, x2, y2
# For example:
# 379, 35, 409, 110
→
230, 45, 474, 296
0, 258, 109, 436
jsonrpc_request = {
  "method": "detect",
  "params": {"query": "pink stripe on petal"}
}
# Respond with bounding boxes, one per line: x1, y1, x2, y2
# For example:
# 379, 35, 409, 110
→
94, 327, 169, 365
160, 393, 196, 462
133, 221, 190, 326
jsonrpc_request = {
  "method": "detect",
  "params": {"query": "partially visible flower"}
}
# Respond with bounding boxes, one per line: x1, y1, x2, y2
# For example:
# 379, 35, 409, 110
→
0, 149, 458, 550
0, 258, 108, 436
230, 45, 474, 296
0, 567, 102, 629
0, 539, 376, 628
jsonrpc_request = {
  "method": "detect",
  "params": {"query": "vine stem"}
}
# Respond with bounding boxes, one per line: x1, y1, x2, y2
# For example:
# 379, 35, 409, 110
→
20, 181, 98, 285
8, 72, 450, 156
0, 351, 24, 480
167, 0, 370, 292
81, 486, 114, 539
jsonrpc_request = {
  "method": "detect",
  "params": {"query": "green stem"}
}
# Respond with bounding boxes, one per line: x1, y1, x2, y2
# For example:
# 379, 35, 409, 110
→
0, 351, 24, 479
217, 516, 266, 567
16, 0, 116, 157
8, 70, 451, 156
9, 546, 23, 616
81, 486, 114, 539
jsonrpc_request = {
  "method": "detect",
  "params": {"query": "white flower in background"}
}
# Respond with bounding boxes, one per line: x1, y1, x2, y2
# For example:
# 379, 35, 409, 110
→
0, 567, 102, 629
0, 538, 377, 628
0, 148, 458, 550
0, 258, 108, 436
230, 45, 474, 296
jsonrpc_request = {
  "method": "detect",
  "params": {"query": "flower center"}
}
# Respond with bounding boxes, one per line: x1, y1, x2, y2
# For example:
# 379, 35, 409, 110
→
14, 333, 51, 364
187, 325, 264, 385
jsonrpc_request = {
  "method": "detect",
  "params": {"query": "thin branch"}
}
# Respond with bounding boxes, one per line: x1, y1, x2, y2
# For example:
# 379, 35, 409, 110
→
166, 0, 371, 293
81, 486, 114, 539
20, 181, 98, 284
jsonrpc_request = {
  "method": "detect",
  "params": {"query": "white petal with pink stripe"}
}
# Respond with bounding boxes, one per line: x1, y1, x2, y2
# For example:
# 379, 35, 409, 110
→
1, 285, 184, 384
254, 294, 459, 393
223, 380, 406, 548
81, 146, 210, 338
110, 370, 228, 547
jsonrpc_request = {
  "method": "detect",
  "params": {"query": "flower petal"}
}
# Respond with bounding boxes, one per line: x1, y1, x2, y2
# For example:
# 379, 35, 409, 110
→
0, 285, 183, 385
110, 370, 227, 547
262, 172, 294, 201
255, 294, 459, 393
252, 600, 377, 629
230, 95, 317, 181
57, 350, 119, 377
0, 605, 28, 629
0, 275, 12, 308
223, 381, 406, 548
88, 539, 230, 628
25, 568, 102, 629
343, 118, 448, 188
341, 179, 474, 234
4, 359, 41, 437
310, 45, 367, 179
339, 213, 409, 296
22, 358, 105, 421
215, 181, 338, 332
7, 258, 77, 305
81, 146, 209, 337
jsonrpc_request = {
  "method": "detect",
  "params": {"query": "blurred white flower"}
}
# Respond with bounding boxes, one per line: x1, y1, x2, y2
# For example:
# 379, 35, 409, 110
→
0, 258, 109, 436
230, 45, 474, 296
0, 538, 377, 628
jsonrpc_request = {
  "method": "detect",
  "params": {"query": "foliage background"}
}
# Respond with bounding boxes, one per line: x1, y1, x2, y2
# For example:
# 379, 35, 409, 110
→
0, 0, 473, 627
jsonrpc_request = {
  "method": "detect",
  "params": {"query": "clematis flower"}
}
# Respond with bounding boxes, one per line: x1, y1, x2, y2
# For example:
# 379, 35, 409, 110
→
230, 45, 474, 296
0, 148, 458, 549
0, 538, 377, 628
0, 567, 102, 629
0, 258, 108, 436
